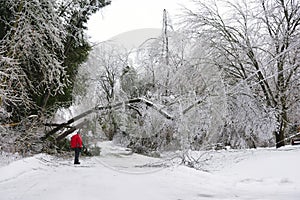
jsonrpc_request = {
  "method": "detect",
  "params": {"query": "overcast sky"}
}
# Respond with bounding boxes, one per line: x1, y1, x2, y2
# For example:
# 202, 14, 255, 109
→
87, 0, 188, 42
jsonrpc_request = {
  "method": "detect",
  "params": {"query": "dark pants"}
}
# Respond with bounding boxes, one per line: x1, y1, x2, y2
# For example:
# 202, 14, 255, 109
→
74, 147, 81, 164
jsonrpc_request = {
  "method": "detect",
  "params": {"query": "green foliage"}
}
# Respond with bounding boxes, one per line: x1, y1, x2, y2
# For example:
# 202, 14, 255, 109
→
1, 0, 66, 121
60, 40, 92, 102
0, 1, 12, 40
56, 138, 72, 153
0, 0, 111, 121
40, 0, 111, 114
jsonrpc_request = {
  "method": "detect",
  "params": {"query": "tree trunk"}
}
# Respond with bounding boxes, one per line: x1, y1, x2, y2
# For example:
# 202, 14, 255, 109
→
275, 112, 287, 148
275, 128, 285, 148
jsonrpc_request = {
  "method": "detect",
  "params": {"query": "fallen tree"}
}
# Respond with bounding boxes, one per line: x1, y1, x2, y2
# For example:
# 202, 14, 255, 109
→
43, 98, 175, 142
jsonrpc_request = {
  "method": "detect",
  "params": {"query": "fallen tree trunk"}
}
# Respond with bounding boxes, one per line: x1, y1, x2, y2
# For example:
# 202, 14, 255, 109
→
43, 98, 174, 141
44, 123, 73, 128
56, 120, 88, 141
43, 96, 209, 142
42, 109, 94, 140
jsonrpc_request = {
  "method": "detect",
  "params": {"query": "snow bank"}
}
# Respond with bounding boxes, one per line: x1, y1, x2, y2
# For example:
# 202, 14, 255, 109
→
0, 152, 22, 167
0, 143, 300, 200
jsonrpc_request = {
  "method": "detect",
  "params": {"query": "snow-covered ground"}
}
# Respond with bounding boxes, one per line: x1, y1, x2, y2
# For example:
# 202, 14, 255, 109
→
1, 142, 300, 200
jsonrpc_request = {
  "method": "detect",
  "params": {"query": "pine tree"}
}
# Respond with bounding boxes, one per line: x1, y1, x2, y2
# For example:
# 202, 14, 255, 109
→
1, 0, 66, 121
0, 0, 111, 121
50, 0, 111, 108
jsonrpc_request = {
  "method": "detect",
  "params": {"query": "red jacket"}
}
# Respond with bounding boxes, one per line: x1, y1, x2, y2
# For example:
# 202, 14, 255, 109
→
70, 133, 83, 148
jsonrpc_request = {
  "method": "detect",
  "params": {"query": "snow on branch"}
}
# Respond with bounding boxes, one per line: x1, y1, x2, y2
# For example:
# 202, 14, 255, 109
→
43, 98, 174, 140
44, 96, 211, 141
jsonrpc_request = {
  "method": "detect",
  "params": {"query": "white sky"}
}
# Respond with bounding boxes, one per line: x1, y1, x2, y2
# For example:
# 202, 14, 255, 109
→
87, 0, 188, 42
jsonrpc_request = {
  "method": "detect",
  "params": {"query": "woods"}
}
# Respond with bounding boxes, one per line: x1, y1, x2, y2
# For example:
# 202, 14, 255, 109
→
0, 0, 299, 155
0, 0, 110, 121
181, 0, 300, 148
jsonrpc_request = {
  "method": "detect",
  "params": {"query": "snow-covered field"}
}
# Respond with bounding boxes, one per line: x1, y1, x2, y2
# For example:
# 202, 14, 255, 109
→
1, 142, 300, 200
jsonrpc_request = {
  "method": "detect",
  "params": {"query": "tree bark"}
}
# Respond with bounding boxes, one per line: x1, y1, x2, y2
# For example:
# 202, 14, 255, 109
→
275, 118, 286, 148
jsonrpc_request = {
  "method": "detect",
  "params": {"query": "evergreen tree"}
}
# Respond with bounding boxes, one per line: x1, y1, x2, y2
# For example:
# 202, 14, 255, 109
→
0, 0, 111, 121
1, 0, 66, 121
51, 0, 111, 108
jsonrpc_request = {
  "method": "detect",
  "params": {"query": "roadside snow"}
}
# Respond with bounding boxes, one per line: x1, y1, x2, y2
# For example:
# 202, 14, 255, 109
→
0, 152, 21, 167
0, 142, 300, 200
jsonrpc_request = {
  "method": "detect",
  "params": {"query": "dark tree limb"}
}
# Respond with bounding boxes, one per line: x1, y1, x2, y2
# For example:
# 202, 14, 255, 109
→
43, 97, 211, 141
43, 98, 174, 141
44, 123, 73, 128
42, 109, 94, 140
56, 120, 88, 141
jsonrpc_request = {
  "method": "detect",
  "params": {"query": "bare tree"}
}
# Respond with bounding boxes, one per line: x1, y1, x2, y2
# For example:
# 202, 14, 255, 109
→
260, 0, 300, 147
77, 43, 129, 140
181, 0, 300, 148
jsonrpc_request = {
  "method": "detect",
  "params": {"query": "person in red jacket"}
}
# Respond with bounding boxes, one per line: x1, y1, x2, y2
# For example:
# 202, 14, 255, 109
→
70, 131, 83, 164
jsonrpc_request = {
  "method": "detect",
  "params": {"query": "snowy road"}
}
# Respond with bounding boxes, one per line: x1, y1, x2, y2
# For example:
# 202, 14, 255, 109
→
1, 143, 300, 200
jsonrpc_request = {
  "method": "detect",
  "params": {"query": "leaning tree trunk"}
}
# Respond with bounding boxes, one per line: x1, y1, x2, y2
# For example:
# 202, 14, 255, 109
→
43, 98, 174, 141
